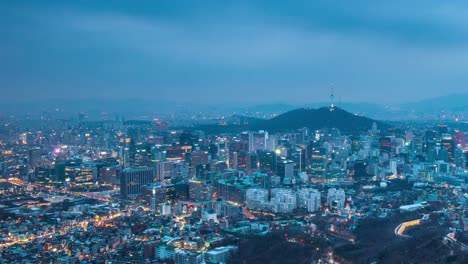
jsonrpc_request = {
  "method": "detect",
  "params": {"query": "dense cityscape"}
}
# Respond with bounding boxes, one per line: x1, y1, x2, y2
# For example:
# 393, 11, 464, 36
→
0, 101, 467, 263
4, 1, 468, 263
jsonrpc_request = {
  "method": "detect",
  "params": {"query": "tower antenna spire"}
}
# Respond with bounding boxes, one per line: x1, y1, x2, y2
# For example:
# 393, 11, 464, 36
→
330, 84, 335, 111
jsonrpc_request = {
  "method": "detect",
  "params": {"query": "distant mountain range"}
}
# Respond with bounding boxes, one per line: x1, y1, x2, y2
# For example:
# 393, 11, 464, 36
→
197, 106, 388, 135
0, 93, 466, 121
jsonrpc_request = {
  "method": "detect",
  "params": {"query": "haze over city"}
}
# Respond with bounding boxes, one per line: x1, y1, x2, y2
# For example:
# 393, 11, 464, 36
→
1, 1, 468, 264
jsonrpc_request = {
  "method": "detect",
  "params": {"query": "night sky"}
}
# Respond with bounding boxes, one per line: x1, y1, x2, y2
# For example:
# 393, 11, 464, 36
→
2, 0, 468, 104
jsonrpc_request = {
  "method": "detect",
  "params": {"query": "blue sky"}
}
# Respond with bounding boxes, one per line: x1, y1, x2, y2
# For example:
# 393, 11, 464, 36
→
2, 0, 468, 104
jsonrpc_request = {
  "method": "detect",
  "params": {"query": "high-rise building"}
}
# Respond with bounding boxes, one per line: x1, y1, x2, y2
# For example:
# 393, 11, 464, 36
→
412, 136, 423, 155
74, 164, 97, 184
230, 152, 238, 169
120, 167, 155, 198
179, 130, 198, 147
188, 179, 212, 201
35, 167, 52, 183
379, 137, 392, 153
216, 180, 246, 204
465, 152, 468, 169
156, 161, 173, 182
190, 150, 209, 174
454, 130, 466, 149
171, 161, 190, 181
54, 159, 82, 182
99, 166, 121, 185
60, 161, 97, 184
441, 133, 454, 162
132, 143, 152, 167
28, 147, 41, 167
142, 183, 176, 205
277, 160, 294, 182
353, 160, 367, 179
454, 144, 465, 169
248, 131, 268, 152
311, 148, 326, 180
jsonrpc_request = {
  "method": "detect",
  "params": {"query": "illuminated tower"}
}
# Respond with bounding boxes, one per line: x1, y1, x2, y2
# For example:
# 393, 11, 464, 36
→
151, 188, 157, 213
329, 87, 335, 111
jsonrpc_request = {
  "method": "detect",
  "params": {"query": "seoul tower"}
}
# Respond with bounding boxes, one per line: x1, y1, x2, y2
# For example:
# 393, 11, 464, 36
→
330, 87, 335, 111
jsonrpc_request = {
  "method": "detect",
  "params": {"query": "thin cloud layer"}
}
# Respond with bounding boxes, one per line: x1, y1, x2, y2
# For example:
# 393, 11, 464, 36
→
1, 0, 468, 104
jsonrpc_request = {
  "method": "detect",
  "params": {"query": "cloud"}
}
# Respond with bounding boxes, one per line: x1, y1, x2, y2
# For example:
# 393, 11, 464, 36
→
2, 0, 468, 104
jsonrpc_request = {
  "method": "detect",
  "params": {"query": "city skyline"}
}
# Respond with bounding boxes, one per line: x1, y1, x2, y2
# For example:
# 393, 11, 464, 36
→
3, 0, 468, 104
2, 2, 468, 263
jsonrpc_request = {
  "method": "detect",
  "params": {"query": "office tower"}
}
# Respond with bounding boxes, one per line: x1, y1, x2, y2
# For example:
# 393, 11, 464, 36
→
311, 148, 326, 180
59, 160, 96, 184
142, 184, 176, 205
156, 161, 173, 182
230, 139, 248, 153
35, 167, 52, 183
465, 152, 468, 169
439, 145, 449, 162
171, 161, 190, 181
99, 166, 121, 185
151, 188, 157, 212
441, 133, 454, 162
412, 136, 423, 155
248, 130, 268, 152
389, 159, 398, 175
247, 152, 258, 169
257, 150, 275, 172
453, 130, 466, 149
454, 144, 465, 169
28, 147, 41, 167
188, 179, 212, 201
133, 143, 152, 167
120, 167, 156, 198
265, 134, 277, 151
216, 180, 246, 204
179, 130, 198, 147
379, 137, 392, 153
195, 163, 211, 179
234, 151, 249, 170
353, 160, 367, 179
438, 124, 448, 135
190, 150, 209, 174
230, 152, 238, 169
217, 139, 229, 161
175, 182, 189, 200
277, 160, 294, 182
74, 164, 97, 183
126, 127, 139, 167
151, 145, 167, 162
55, 159, 81, 182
